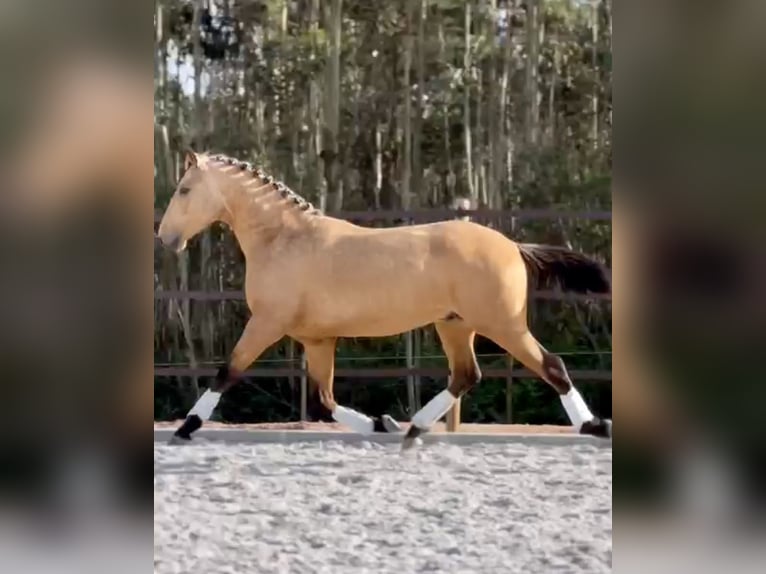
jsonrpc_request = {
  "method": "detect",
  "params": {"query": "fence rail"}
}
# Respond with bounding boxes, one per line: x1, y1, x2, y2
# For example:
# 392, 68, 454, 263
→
154, 366, 611, 380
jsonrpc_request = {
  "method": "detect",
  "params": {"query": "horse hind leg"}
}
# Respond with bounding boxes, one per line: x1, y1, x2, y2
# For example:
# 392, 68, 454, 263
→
403, 320, 481, 449
487, 328, 611, 439
303, 339, 401, 435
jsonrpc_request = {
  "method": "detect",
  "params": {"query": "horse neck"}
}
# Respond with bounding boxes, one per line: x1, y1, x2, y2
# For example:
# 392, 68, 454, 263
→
216, 172, 315, 255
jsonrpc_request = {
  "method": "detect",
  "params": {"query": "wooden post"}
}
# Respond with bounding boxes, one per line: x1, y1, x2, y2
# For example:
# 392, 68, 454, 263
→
446, 376, 461, 432
287, 338, 296, 419
405, 330, 416, 417
414, 328, 422, 410
299, 352, 308, 421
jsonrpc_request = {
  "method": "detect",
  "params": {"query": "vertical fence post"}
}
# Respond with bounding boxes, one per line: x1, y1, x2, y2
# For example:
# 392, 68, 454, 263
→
506, 355, 514, 423
414, 328, 422, 410
405, 330, 416, 417
300, 351, 307, 422
287, 338, 296, 419
446, 376, 461, 432
403, 215, 418, 419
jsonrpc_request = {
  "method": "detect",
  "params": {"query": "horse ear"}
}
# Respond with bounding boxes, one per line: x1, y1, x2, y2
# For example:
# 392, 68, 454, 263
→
183, 149, 198, 172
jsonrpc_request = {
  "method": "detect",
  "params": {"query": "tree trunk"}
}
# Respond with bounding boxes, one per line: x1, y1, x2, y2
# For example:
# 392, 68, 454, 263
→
591, 0, 600, 151
192, 0, 204, 146
499, 2, 516, 218
604, 0, 612, 161
487, 0, 499, 208
463, 3, 476, 203
401, 0, 414, 210
155, 2, 163, 102
476, 66, 485, 206
438, 19, 455, 202
498, 0, 515, 208
412, 0, 426, 206
524, 0, 540, 150
274, 0, 289, 139
374, 124, 383, 209
155, 1, 174, 191
548, 42, 560, 147
322, 0, 343, 211
308, 0, 325, 210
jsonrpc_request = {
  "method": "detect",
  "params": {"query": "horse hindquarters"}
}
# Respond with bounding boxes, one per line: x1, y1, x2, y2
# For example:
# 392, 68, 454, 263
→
468, 242, 611, 439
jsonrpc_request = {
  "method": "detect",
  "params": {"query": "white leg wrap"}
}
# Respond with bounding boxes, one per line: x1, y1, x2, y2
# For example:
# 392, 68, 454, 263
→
333, 406, 374, 435
188, 389, 222, 421
559, 387, 594, 430
411, 390, 456, 429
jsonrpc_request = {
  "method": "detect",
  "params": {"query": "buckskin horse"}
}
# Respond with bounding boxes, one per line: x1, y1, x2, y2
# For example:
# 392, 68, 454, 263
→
158, 151, 612, 448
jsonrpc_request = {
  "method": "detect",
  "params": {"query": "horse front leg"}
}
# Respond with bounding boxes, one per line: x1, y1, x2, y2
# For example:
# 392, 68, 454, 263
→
170, 315, 286, 443
303, 338, 401, 435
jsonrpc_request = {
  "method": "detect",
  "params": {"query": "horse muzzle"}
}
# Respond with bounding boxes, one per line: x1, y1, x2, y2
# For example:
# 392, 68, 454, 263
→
158, 231, 187, 253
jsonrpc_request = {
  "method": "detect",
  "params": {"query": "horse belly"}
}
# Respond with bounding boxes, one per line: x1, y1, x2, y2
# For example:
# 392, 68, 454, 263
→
301, 279, 446, 338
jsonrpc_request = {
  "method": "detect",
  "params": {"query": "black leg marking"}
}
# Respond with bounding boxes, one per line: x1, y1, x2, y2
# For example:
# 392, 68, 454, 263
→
213, 364, 241, 393
171, 362, 240, 444
214, 364, 230, 386
173, 415, 202, 441
542, 352, 573, 395
405, 425, 424, 441
580, 417, 612, 439
401, 424, 426, 450
306, 387, 334, 422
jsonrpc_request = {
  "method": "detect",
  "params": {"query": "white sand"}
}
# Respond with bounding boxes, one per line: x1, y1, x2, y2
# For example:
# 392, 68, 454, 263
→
154, 441, 611, 574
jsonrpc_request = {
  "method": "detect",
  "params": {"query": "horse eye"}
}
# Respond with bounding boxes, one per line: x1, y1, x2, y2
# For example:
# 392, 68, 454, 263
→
178, 186, 191, 196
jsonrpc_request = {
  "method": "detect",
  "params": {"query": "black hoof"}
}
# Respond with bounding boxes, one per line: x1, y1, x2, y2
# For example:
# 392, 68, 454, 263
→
580, 418, 612, 439
401, 424, 425, 450
306, 405, 334, 423
173, 415, 202, 441
373, 414, 402, 433
306, 392, 335, 423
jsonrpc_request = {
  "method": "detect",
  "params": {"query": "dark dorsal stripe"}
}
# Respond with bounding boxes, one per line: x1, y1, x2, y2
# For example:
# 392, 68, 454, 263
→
209, 153, 320, 215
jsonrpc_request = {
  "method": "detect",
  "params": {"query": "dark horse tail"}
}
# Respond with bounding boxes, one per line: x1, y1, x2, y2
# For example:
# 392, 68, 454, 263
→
518, 243, 611, 295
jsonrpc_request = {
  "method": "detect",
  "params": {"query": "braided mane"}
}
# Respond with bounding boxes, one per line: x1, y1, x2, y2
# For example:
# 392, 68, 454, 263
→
208, 153, 321, 215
